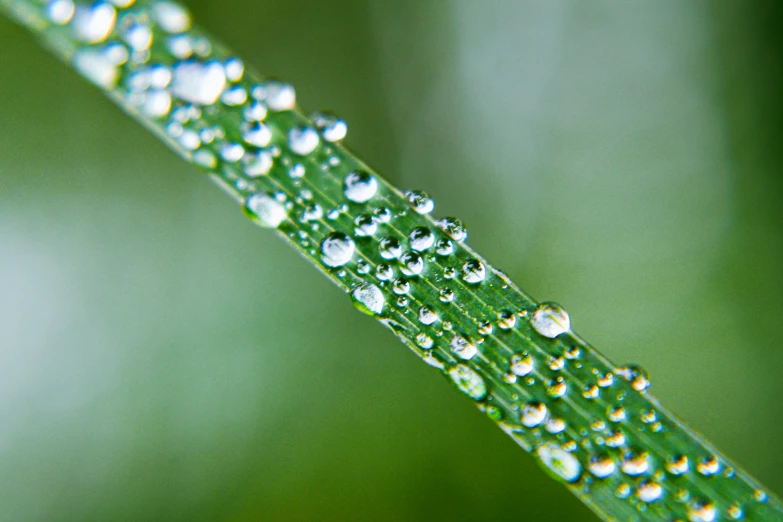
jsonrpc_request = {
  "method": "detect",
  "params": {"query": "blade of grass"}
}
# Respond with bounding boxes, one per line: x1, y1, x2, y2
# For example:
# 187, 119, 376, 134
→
2, 1, 780, 520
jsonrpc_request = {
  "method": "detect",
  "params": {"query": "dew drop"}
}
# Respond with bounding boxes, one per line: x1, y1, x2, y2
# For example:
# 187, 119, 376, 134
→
354, 215, 377, 237
439, 288, 455, 303
242, 122, 272, 147
545, 417, 566, 434
666, 455, 689, 475
243, 150, 274, 177
697, 455, 720, 476
288, 126, 320, 156
588, 453, 617, 478
461, 260, 486, 284
124, 23, 152, 51
244, 101, 268, 122
399, 251, 424, 276
521, 402, 547, 427
621, 449, 649, 476
73, 2, 116, 43
224, 57, 244, 82
405, 190, 435, 214
219, 142, 244, 162
375, 263, 393, 281
616, 364, 651, 392
264, 80, 296, 111
320, 232, 355, 267
171, 60, 226, 105
141, 89, 171, 118
47, 0, 75, 25
531, 302, 571, 338
350, 283, 385, 316
497, 310, 516, 330
448, 364, 487, 400
153, 1, 191, 33
546, 377, 567, 398
344, 170, 378, 203
536, 443, 581, 483
607, 405, 626, 423
436, 217, 467, 242
73, 49, 118, 89
416, 333, 434, 349
418, 307, 438, 325
391, 278, 410, 295
312, 112, 347, 142
435, 239, 454, 256
638, 481, 663, 503
688, 499, 717, 522
379, 237, 402, 260
450, 336, 477, 360
408, 227, 435, 251
509, 353, 533, 376
244, 192, 287, 228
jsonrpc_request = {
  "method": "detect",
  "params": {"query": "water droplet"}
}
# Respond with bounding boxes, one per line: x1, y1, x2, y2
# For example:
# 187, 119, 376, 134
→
242, 122, 272, 147
153, 1, 191, 33
450, 336, 477, 360
263, 80, 296, 111
497, 311, 516, 330
244, 192, 287, 228
607, 405, 626, 422
637, 481, 663, 503
697, 455, 720, 476
312, 112, 347, 142
616, 364, 650, 392
344, 170, 378, 203
597, 372, 614, 388
666, 455, 689, 475
320, 232, 355, 267
521, 402, 547, 427
588, 453, 616, 478
439, 288, 454, 303
373, 206, 392, 223
478, 321, 493, 335
243, 150, 274, 177
509, 353, 533, 376
545, 417, 566, 434
418, 307, 438, 325
172, 60, 226, 105
379, 237, 402, 260
219, 142, 244, 162
73, 49, 118, 89
621, 449, 649, 476
435, 238, 454, 256
727, 505, 743, 520
436, 217, 467, 242
531, 302, 571, 338
405, 190, 435, 214
408, 227, 435, 251
606, 430, 626, 448
244, 101, 268, 121
141, 89, 171, 118
399, 251, 424, 276
688, 499, 717, 522
564, 346, 581, 359
123, 23, 152, 51
354, 215, 377, 237
416, 333, 434, 349
391, 278, 410, 295
375, 263, 393, 281
351, 283, 385, 316
546, 377, 567, 398
47, 0, 75, 25
536, 443, 581, 483
73, 2, 116, 43
288, 126, 320, 156
459, 260, 485, 284
448, 364, 487, 400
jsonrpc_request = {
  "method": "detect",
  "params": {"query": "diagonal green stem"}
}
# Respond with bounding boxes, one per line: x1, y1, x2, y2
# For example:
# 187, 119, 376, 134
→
2, 0, 781, 520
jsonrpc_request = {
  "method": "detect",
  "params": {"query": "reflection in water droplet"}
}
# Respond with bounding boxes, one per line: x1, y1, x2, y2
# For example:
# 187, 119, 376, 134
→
450, 336, 477, 360
344, 170, 378, 203
436, 217, 467, 242
312, 112, 347, 142
621, 449, 649, 476
172, 60, 226, 105
688, 499, 717, 522
351, 283, 385, 316
588, 453, 616, 478
666, 455, 689, 475
521, 402, 547, 427
244, 192, 287, 228
405, 190, 434, 214
288, 126, 320, 156
448, 364, 487, 400
537, 442, 581, 483
461, 260, 486, 284
637, 481, 663, 503
321, 232, 355, 267
510, 353, 533, 376
435, 238, 454, 256
264, 80, 296, 111
400, 251, 424, 276
531, 302, 571, 338
409, 227, 435, 251
379, 237, 402, 260
616, 364, 651, 392
418, 307, 438, 325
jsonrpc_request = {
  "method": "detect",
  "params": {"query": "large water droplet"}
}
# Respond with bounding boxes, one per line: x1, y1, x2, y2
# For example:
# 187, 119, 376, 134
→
621, 449, 649, 476
418, 307, 438, 325
448, 364, 487, 400
321, 232, 355, 267
436, 217, 467, 242
408, 227, 435, 251
172, 60, 226, 105
399, 251, 424, 276
521, 401, 547, 427
531, 302, 571, 338
461, 260, 486, 284
379, 237, 402, 260
536, 443, 581, 483
244, 192, 287, 228
351, 283, 385, 316
344, 170, 378, 203
637, 481, 663, 503
405, 190, 434, 214
509, 353, 533, 376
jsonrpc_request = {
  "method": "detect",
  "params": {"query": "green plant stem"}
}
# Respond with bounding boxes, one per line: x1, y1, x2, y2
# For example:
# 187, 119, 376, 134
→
3, 1, 781, 520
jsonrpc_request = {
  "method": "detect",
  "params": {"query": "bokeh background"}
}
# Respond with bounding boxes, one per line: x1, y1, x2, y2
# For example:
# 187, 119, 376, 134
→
1, 1, 781, 520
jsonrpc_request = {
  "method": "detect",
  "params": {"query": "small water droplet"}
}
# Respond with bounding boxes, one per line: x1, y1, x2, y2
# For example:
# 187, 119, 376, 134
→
531, 302, 571, 338
637, 481, 663, 503
461, 260, 486, 284
416, 333, 434, 349
545, 417, 566, 434
354, 215, 378, 237
244, 101, 268, 121
375, 263, 393, 281
288, 126, 320, 156
537, 444, 581, 484
497, 310, 516, 330
607, 405, 626, 422
153, 1, 191, 33
688, 499, 717, 522
418, 307, 438, 325
450, 336, 477, 360
588, 453, 616, 478
621, 449, 649, 476
73, 49, 118, 88
697, 455, 720, 476
435, 238, 454, 256
391, 278, 410, 295
509, 353, 533, 376
448, 364, 487, 400
351, 283, 385, 316
264, 80, 296, 111
47, 0, 75, 25
242, 122, 272, 147
439, 288, 455, 303
408, 227, 435, 251
373, 206, 392, 223
312, 112, 347, 142
343, 170, 378, 203
221, 85, 247, 106
546, 377, 567, 398
379, 237, 402, 260
321, 232, 355, 267
521, 402, 547, 427
436, 217, 467, 242
244, 192, 288, 228
73, 2, 116, 43
616, 364, 651, 392
301, 203, 323, 222
172, 60, 226, 105
666, 455, 689, 475
405, 190, 435, 214
400, 251, 424, 276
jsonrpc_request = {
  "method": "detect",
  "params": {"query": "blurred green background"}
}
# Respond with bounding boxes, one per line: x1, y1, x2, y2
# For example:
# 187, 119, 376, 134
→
1, 1, 781, 520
